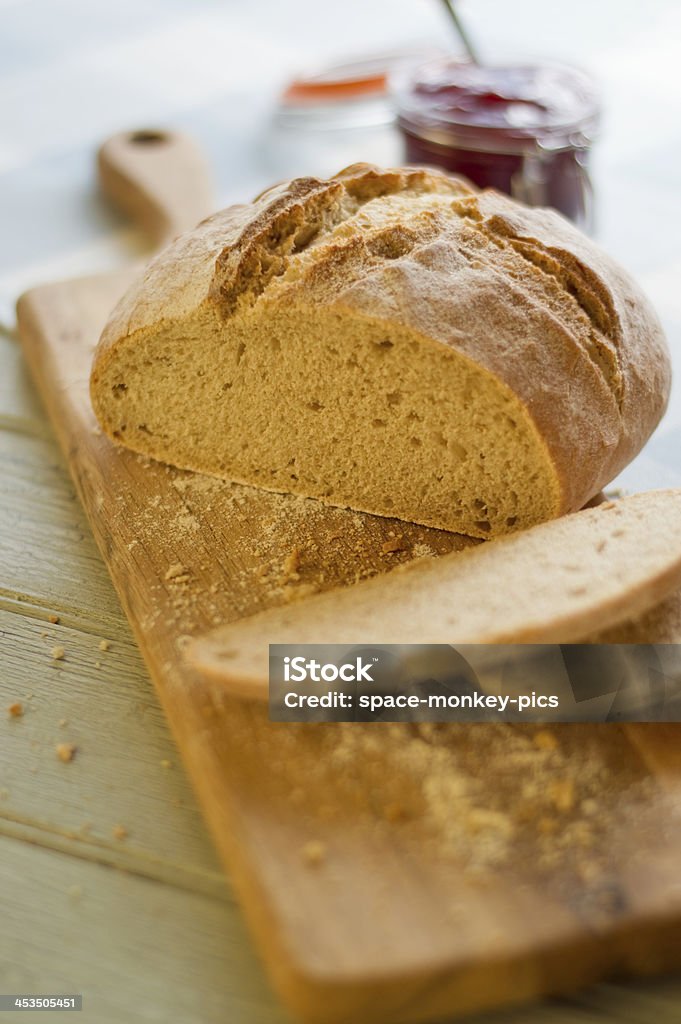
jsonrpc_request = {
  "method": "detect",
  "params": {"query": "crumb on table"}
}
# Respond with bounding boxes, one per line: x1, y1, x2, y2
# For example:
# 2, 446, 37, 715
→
51, 646, 65, 661
7, 702, 23, 718
112, 824, 128, 841
56, 742, 76, 763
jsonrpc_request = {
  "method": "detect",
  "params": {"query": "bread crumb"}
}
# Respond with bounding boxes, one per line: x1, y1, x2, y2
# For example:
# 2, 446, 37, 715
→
51, 646, 65, 661
165, 563, 188, 581
466, 807, 514, 839
160, 759, 173, 769
7, 702, 23, 718
381, 535, 407, 555
577, 860, 600, 883
281, 546, 302, 580
410, 542, 435, 560
67, 885, 83, 901
112, 824, 128, 841
58, 718, 68, 728
549, 778, 575, 813
95, 661, 102, 670
301, 840, 326, 866
99, 639, 111, 652
534, 730, 559, 752
56, 742, 76, 763
48, 614, 60, 624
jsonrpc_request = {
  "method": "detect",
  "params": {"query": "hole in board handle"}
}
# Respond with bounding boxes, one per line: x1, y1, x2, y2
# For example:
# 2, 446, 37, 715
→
128, 130, 168, 146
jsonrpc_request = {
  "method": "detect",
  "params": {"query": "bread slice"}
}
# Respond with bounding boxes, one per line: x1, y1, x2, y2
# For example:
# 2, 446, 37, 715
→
187, 489, 681, 699
90, 163, 670, 539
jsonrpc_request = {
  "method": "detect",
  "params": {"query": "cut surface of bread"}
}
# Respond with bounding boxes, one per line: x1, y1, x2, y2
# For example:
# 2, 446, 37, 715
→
91, 164, 670, 538
187, 489, 681, 699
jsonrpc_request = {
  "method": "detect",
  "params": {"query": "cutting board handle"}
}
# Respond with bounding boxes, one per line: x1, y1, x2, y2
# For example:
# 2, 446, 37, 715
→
97, 130, 215, 249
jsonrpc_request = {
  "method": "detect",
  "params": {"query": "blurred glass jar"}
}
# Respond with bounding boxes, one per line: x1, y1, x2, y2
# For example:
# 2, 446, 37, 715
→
266, 49, 444, 181
396, 59, 601, 230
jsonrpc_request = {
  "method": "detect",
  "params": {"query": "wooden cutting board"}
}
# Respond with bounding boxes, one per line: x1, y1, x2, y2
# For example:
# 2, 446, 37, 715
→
16, 131, 681, 1024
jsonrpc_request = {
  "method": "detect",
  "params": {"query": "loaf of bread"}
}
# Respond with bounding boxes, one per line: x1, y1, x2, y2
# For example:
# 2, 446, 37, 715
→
90, 163, 670, 538
187, 490, 681, 699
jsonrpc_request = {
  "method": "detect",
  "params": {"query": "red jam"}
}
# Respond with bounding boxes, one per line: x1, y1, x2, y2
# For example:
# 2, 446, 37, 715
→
397, 60, 600, 228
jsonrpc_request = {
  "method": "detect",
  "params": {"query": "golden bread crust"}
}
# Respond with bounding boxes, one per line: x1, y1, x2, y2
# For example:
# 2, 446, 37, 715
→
92, 163, 670, 520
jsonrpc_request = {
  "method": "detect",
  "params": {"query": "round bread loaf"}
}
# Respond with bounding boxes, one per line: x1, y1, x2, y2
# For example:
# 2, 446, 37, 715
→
90, 163, 671, 538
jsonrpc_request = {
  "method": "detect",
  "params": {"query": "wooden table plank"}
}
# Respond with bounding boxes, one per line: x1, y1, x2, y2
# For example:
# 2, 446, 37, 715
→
0, 331, 46, 432
0, 427, 128, 626
0, 832, 288, 1024
0, 607, 226, 895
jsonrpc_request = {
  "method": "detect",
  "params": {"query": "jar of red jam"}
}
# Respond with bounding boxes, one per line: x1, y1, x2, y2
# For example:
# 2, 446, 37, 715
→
396, 60, 600, 229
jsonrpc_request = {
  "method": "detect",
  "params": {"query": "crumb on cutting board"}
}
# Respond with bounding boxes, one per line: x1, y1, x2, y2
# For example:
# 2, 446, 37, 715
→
534, 730, 559, 752
549, 778, 575, 813
165, 563, 189, 582
110, 463, 475, 640
51, 646, 65, 661
7, 702, 23, 718
48, 614, 60, 624
280, 546, 302, 582
261, 720, 663, 885
112, 824, 128, 841
56, 742, 76, 763
301, 840, 326, 866
98, 639, 111, 652
381, 535, 407, 555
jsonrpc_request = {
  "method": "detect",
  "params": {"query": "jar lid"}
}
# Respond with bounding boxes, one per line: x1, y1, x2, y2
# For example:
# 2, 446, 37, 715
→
275, 47, 446, 132
282, 64, 388, 106
396, 59, 600, 154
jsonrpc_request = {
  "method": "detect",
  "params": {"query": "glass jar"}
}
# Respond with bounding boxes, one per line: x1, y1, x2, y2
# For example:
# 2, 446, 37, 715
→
396, 59, 601, 230
266, 48, 444, 181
